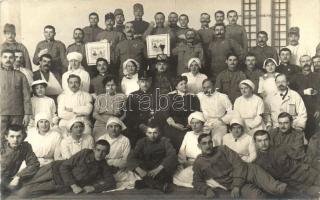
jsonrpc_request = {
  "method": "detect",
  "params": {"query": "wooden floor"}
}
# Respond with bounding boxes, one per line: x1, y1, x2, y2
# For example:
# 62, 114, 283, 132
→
5, 185, 308, 200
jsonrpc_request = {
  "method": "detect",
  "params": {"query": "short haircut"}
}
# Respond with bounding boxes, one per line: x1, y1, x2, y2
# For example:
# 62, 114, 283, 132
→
146, 121, 161, 133
95, 139, 110, 149
245, 52, 256, 59
215, 10, 225, 17
169, 12, 178, 16
89, 12, 99, 19
200, 12, 210, 17
257, 31, 268, 37
202, 78, 213, 86
198, 133, 212, 144
279, 48, 292, 55
74, 28, 84, 34
105, 12, 115, 21
102, 75, 117, 86
213, 23, 226, 30
275, 73, 286, 81
227, 10, 238, 16
1, 49, 15, 56
173, 75, 188, 87
278, 112, 293, 122
96, 57, 109, 65
226, 52, 238, 60
253, 130, 270, 141
44, 25, 55, 32
40, 53, 52, 61
7, 124, 26, 138
67, 74, 81, 83
179, 14, 189, 21
312, 55, 320, 60
154, 12, 165, 18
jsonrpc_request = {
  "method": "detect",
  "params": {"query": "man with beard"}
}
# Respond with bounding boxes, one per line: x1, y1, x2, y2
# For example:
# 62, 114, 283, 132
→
299, 55, 312, 68
291, 64, 320, 140
197, 13, 215, 73
225, 10, 248, 52
265, 73, 307, 131
193, 134, 287, 198
129, 3, 149, 39
253, 130, 320, 198
33, 25, 67, 77
1, 24, 33, 71
65, 28, 91, 76
197, 79, 233, 145
0, 49, 32, 140
250, 31, 278, 69
83, 12, 104, 43
114, 22, 147, 77
214, 10, 225, 24
57, 74, 93, 135
96, 13, 125, 65
286, 27, 310, 65
215, 53, 246, 103
207, 23, 244, 81
14, 50, 34, 86
172, 29, 204, 75
33, 54, 62, 100
312, 55, 320, 73
114, 9, 125, 33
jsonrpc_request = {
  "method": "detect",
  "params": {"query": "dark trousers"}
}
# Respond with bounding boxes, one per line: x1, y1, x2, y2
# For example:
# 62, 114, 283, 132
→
18, 164, 60, 198
135, 170, 172, 191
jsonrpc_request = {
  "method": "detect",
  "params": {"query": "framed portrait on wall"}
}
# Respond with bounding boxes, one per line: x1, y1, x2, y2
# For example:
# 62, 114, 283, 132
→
146, 34, 170, 58
85, 41, 110, 65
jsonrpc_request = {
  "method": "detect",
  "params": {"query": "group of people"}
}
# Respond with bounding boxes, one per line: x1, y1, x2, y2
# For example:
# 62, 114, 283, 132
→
1, 2, 320, 199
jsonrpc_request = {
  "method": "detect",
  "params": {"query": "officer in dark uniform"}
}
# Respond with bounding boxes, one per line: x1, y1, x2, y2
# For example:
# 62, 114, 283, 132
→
125, 69, 165, 147
152, 54, 174, 94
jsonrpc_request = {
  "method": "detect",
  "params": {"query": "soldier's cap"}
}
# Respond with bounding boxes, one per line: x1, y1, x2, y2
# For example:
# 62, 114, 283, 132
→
105, 12, 115, 21
138, 69, 152, 80
156, 54, 168, 63
288, 27, 299, 36
4, 23, 15, 34
114, 9, 124, 16
133, 3, 144, 12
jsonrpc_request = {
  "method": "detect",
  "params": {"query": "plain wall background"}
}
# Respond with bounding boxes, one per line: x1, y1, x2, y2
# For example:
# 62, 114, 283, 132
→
1, 0, 319, 70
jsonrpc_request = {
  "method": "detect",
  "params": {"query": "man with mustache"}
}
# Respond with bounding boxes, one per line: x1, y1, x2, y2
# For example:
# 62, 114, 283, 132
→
250, 31, 279, 69
276, 48, 300, 83
65, 28, 91, 76
114, 9, 125, 33
115, 22, 147, 77
214, 10, 225, 24
0, 23, 33, 71
197, 79, 233, 145
168, 12, 181, 39
285, 27, 310, 65
312, 55, 320, 73
33, 54, 63, 101
265, 73, 307, 132
57, 74, 93, 135
129, 3, 149, 39
207, 23, 244, 81
0, 49, 32, 140
225, 10, 248, 53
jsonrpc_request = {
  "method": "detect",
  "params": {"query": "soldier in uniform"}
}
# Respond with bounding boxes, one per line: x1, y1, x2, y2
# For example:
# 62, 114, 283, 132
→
152, 54, 174, 94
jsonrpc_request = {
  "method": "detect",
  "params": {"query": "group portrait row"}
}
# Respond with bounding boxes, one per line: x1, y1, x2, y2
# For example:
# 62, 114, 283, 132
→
1, 2, 320, 199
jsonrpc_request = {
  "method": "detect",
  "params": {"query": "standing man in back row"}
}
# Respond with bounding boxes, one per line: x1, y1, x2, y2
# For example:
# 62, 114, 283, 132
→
129, 3, 149, 39
83, 12, 104, 43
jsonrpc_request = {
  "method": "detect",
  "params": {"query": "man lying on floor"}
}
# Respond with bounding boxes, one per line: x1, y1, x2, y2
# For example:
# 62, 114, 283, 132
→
18, 140, 116, 198
193, 133, 287, 198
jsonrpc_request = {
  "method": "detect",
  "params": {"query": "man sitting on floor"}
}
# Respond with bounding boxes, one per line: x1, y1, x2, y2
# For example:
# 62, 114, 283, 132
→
127, 122, 178, 193
18, 140, 116, 198
193, 134, 287, 198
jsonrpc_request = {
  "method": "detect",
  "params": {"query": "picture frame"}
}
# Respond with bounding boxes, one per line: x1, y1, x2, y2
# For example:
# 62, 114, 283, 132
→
85, 41, 110, 65
146, 34, 170, 58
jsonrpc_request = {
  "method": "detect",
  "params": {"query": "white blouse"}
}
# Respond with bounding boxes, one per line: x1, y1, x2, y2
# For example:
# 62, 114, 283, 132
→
178, 131, 202, 165
58, 134, 94, 159
31, 96, 57, 120
121, 73, 139, 96
181, 72, 207, 94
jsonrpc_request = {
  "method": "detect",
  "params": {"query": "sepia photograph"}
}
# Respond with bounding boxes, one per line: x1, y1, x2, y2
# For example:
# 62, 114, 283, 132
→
0, 0, 320, 199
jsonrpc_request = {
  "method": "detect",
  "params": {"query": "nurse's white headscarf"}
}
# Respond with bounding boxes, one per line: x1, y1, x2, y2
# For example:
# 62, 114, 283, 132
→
35, 113, 52, 129
67, 118, 85, 132
67, 52, 84, 71
123, 59, 140, 76
106, 117, 127, 131
263, 58, 278, 69
188, 111, 205, 125
187, 57, 202, 69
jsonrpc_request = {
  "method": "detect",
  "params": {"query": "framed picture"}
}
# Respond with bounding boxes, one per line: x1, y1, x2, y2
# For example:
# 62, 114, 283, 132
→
85, 41, 110, 65
146, 34, 170, 58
